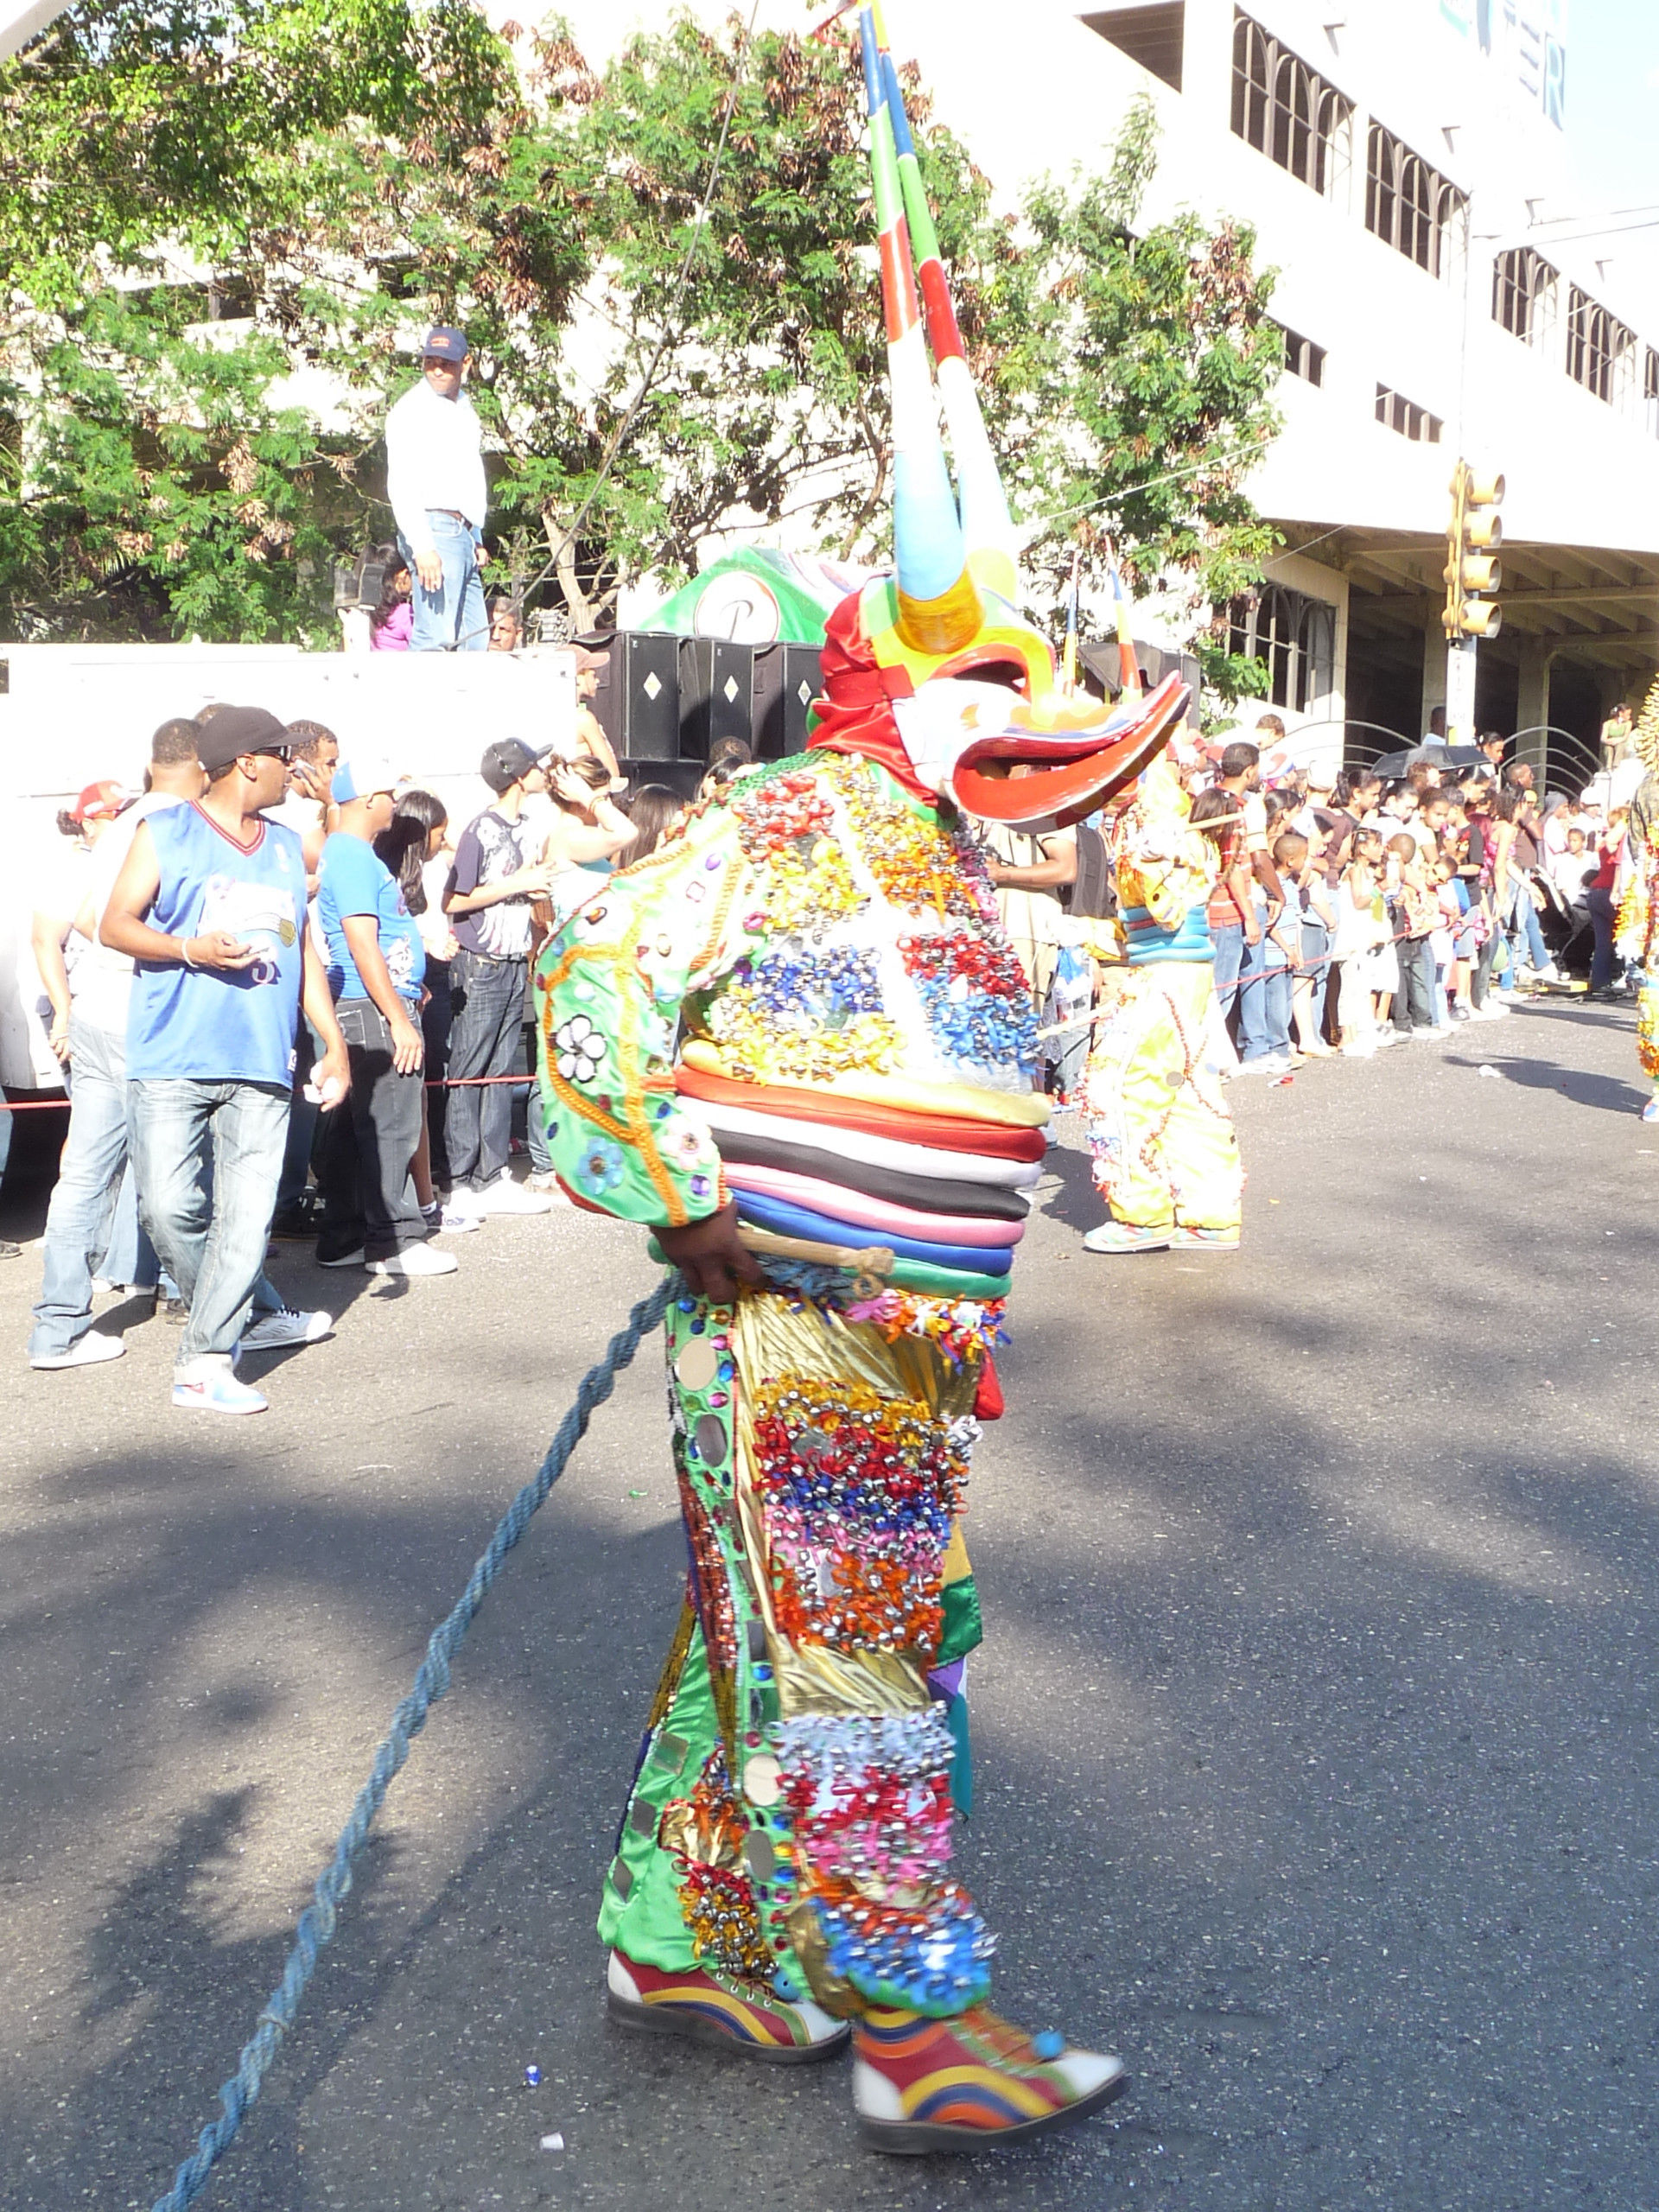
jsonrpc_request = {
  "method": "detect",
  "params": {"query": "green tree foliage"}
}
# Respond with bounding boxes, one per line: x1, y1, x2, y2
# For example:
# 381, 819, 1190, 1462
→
1, 2, 1281, 699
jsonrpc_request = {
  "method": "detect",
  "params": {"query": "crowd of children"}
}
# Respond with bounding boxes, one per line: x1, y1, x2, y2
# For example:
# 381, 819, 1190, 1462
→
1203, 750, 1624, 1071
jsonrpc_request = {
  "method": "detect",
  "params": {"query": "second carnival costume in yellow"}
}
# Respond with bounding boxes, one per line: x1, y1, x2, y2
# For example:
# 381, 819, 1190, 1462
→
1614, 676, 1659, 1117
1082, 760, 1243, 1253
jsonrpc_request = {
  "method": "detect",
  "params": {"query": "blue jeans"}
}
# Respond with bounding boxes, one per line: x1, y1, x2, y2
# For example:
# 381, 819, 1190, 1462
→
29, 1015, 162, 1360
127, 1079, 290, 1370
1507, 884, 1548, 973
1211, 923, 1244, 1023
446, 950, 529, 1192
1236, 926, 1287, 1063
399, 512, 486, 653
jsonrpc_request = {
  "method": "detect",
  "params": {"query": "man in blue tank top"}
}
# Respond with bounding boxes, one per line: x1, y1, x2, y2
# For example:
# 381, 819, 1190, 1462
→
103, 707, 352, 1415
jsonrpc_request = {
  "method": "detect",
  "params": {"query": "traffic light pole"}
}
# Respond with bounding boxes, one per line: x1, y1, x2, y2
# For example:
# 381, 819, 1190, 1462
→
1446, 636, 1479, 747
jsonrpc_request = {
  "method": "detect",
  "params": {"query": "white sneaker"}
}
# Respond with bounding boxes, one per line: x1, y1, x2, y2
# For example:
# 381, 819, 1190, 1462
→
526, 1171, 573, 1205
239, 1306, 334, 1351
365, 1244, 459, 1277
438, 1205, 482, 1233
30, 1328, 126, 1371
472, 1176, 556, 1216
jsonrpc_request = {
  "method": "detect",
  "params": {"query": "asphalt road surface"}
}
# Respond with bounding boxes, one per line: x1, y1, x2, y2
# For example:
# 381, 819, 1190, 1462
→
1, 992, 1654, 2212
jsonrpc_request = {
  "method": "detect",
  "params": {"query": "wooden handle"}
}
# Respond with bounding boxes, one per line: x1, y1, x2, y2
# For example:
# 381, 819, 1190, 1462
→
736, 1225, 895, 1277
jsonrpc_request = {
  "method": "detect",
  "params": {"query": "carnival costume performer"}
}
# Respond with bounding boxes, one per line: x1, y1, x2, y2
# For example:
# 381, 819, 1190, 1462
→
1082, 758, 1243, 1253
535, 9, 1188, 2155
1614, 676, 1659, 1123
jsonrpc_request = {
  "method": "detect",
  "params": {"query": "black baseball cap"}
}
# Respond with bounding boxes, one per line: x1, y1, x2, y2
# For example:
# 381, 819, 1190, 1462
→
480, 737, 539, 793
423, 326, 469, 363
197, 706, 295, 772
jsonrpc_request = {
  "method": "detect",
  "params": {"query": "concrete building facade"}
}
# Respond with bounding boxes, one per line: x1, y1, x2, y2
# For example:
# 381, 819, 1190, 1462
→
562, 0, 1659, 782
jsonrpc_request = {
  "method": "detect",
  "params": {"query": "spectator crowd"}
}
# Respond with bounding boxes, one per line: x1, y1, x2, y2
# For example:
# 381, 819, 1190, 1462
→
997, 712, 1635, 1101
14, 673, 1636, 1413
19, 691, 684, 1416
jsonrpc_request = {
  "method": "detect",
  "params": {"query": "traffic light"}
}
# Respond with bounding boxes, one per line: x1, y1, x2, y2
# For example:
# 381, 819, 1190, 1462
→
1442, 462, 1504, 639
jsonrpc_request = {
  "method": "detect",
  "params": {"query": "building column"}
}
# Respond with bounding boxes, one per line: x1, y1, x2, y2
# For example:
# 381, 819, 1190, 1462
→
1515, 637, 1550, 778
1420, 610, 1447, 737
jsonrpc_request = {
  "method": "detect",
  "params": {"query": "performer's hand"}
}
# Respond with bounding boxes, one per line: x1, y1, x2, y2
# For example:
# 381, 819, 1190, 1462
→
656, 1202, 765, 1304
416, 548, 444, 592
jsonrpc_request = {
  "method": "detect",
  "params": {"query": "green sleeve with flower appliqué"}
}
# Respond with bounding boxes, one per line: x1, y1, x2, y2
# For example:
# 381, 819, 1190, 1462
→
533, 801, 750, 1227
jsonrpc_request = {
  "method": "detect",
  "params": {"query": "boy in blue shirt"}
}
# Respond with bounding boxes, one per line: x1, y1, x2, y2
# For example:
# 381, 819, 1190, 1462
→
315, 758, 457, 1278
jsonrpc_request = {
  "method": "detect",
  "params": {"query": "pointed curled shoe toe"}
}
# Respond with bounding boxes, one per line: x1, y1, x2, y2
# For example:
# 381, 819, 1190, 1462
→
606, 1950, 850, 2064
852, 2005, 1128, 2154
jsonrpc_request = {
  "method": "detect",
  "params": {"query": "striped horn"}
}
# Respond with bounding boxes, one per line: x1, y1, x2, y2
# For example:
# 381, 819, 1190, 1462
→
860, 5, 982, 655
875, 27, 1020, 604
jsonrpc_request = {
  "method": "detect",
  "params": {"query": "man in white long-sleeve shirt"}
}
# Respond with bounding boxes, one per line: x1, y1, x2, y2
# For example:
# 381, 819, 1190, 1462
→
384, 325, 488, 652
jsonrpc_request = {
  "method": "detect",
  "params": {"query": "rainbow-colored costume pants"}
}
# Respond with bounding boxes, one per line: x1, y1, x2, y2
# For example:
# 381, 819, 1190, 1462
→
599, 1285, 990, 2018
1084, 962, 1243, 1236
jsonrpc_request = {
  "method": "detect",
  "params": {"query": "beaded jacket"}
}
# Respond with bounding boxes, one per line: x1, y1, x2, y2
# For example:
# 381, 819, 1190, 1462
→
533, 745, 1049, 1310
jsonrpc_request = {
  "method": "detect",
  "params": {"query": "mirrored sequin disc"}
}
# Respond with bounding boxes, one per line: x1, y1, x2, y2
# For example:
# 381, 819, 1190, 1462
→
675, 1338, 719, 1391
744, 1829, 777, 1883
693, 1412, 728, 1466
743, 1754, 783, 1807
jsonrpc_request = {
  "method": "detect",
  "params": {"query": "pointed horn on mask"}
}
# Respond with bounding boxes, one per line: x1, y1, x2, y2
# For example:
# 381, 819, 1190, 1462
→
860, 6, 982, 655
1108, 551, 1141, 704
876, 30, 1020, 605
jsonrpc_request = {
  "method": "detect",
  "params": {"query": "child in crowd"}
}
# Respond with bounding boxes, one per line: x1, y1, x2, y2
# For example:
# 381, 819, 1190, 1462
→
368, 550, 414, 651
1332, 825, 1389, 1056
1272, 828, 1336, 1056
1385, 831, 1439, 1038
1433, 854, 1465, 1025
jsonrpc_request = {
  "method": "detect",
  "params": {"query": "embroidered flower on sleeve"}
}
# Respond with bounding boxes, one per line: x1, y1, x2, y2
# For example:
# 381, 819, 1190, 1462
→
665, 1122, 713, 1169
554, 1014, 604, 1085
575, 1135, 626, 1196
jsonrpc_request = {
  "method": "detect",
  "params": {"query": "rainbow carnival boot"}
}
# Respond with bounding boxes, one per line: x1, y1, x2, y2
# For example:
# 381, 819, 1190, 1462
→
606, 1952, 850, 2065
852, 2005, 1127, 2153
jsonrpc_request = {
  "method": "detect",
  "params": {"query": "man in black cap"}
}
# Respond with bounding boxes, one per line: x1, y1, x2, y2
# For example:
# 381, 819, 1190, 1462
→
439, 739, 558, 1222
385, 325, 488, 652
101, 707, 351, 1415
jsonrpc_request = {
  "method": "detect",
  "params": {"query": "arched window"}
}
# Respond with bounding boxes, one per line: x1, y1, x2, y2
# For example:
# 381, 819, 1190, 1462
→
1228, 586, 1335, 715
1365, 124, 1467, 282
1230, 11, 1353, 200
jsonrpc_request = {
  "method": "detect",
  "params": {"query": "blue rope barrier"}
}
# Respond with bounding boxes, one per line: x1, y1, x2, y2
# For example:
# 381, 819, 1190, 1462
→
149, 1273, 676, 2212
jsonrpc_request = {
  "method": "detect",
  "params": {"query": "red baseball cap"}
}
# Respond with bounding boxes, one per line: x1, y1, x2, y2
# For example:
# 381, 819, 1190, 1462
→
71, 780, 135, 823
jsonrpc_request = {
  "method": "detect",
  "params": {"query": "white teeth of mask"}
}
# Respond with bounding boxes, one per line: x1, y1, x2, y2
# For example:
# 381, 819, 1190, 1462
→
891, 679, 1022, 796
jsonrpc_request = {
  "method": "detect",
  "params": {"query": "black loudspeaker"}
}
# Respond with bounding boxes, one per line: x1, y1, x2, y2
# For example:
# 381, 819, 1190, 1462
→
585, 636, 624, 757
620, 632, 681, 761
678, 639, 713, 762
751, 644, 786, 760
782, 644, 823, 754
709, 642, 753, 753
